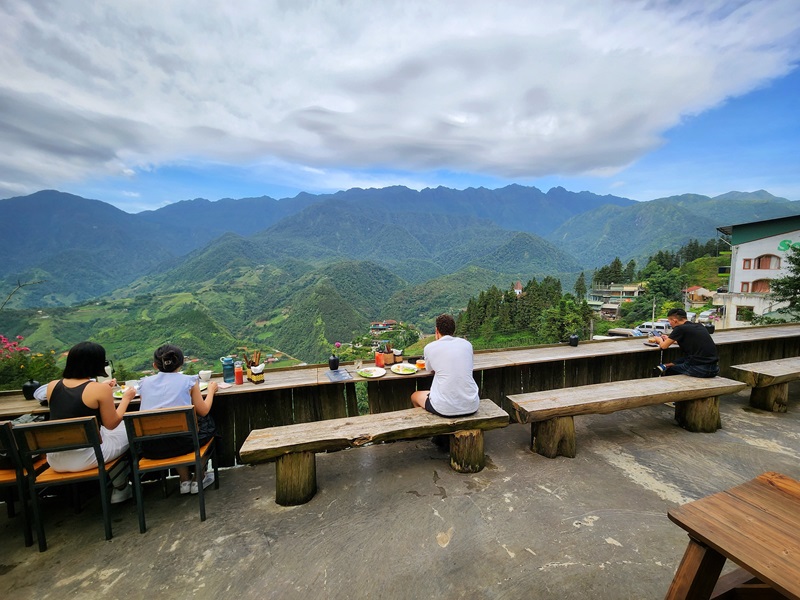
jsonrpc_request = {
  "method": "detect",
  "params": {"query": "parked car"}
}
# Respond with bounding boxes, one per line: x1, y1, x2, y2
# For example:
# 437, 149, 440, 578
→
697, 309, 719, 323
635, 321, 672, 336
592, 328, 644, 340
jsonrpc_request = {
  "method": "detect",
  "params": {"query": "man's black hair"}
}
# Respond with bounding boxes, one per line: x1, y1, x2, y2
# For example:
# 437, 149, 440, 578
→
435, 314, 456, 336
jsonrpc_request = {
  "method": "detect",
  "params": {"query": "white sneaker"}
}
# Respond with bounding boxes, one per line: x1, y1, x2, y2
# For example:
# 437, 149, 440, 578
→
179, 481, 192, 495
190, 472, 215, 494
110, 483, 133, 504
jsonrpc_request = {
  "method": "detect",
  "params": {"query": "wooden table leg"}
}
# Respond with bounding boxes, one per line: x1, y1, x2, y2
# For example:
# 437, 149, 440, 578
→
665, 538, 727, 600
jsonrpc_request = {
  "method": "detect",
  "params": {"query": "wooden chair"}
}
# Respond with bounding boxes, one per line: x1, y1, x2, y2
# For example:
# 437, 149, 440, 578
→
12, 416, 126, 552
123, 406, 218, 533
1, 420, 46, 547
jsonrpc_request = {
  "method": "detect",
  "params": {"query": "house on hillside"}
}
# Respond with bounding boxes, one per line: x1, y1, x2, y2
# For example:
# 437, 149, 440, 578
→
588, 283, 646, 319
684, 285, 714, 307
513, 281, 523, 296
370, 320, 397, 334
715, 214, 800, 328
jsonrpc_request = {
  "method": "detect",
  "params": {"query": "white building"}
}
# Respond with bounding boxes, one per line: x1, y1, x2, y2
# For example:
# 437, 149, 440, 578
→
715, 215, 800, 328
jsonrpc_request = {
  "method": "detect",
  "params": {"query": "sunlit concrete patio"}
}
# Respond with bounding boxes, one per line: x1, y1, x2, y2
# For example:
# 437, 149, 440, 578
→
2, 385, 799, 600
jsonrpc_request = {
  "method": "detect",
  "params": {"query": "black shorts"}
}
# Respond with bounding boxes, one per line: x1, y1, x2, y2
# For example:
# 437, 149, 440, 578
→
424, 395, 476, 418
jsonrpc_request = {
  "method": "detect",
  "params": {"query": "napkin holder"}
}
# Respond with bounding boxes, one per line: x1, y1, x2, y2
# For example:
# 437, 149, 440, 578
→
247, 363, 265, 384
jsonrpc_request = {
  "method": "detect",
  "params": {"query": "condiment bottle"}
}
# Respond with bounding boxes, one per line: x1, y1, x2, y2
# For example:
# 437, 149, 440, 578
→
375, 350, 384, 368
234, 361, 244, 385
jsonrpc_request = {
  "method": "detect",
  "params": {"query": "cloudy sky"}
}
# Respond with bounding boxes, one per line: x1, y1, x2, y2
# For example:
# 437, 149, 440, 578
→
1, 0, 799, 212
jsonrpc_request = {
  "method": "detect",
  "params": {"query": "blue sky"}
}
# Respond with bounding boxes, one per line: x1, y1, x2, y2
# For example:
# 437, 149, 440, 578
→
1, 1, 799, 212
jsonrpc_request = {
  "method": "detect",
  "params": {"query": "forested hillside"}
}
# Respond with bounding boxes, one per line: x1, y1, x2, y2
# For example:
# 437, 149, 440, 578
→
5, 185, 793, 308
457, 276, 593, 349
2, 186, 798, 380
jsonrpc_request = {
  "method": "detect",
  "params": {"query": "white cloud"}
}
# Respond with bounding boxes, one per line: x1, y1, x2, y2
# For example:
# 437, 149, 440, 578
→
0, 0, 798, 201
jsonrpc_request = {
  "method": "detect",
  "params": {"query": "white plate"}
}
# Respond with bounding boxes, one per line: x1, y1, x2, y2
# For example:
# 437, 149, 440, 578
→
391, 363, 418, 375
113, 389, 139, 399
356, 367, 386, 378
199, 381, 208, 392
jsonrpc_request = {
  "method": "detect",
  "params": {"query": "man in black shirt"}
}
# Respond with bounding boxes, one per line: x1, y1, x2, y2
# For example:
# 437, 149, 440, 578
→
650, 308, 719, 377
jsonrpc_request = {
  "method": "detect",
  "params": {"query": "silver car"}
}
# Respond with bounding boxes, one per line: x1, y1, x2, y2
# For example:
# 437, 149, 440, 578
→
697, 309, 719, 323
635, 321, 672, 336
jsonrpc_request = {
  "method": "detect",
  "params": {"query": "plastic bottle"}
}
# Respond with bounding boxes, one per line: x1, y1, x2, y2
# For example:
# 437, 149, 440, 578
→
234, 361, 244, 385
221, 356, 235, 383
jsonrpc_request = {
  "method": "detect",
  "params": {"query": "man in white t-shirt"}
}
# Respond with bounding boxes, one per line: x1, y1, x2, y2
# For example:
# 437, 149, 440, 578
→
411, 314, 480, 416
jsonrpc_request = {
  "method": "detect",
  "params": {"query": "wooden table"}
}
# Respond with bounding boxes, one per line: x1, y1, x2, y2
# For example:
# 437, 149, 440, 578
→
665, 471, 800, 600
3, 324, 800, 464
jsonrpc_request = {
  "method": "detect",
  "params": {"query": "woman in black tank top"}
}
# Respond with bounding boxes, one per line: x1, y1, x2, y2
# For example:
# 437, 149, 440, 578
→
49, 380, 101, 421
44, 342, 134, 501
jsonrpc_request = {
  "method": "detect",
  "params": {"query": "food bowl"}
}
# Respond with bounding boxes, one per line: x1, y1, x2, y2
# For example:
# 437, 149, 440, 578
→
199, 370, 213, 382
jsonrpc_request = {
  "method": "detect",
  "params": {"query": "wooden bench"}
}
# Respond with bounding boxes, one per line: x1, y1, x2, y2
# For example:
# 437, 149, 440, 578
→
238, 399, 509, 505
729, 356, 800, 413
507, 376, 748, 458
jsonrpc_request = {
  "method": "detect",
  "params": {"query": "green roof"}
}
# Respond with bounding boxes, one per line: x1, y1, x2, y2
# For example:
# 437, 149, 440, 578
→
717, 214, 800, 245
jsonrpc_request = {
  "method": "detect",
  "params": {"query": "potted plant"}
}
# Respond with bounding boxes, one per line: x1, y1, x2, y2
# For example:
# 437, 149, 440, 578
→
704, 312, 720, 334
328, 342, 341, 370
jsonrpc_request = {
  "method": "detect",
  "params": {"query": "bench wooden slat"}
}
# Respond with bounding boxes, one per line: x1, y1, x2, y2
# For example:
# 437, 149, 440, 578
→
729, 357, 800, 387
239, 398, 509, 464
508, 376, 747, 423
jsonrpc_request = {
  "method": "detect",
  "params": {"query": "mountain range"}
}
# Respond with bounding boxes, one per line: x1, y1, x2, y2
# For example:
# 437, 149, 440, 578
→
1, 185, 798, 367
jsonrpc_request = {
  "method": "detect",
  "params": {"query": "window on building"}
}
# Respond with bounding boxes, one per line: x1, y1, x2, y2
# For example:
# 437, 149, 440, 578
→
736, 305, 755, 321
751, 279, 771, 293
754, 254, 780, 269
741, 282, 749, 293
742, 259, 751, 269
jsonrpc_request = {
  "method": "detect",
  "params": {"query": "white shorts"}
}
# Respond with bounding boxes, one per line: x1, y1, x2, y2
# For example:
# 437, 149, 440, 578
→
47, 424, 130, 473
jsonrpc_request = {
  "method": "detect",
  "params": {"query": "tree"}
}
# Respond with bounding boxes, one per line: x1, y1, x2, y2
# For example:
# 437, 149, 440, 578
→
624, 260, 637, 282
768, 246, 800, 318
1, 279, 45, 311
608, 258, 624, 283
574, 272, 587, 299
647, 267, 685, 303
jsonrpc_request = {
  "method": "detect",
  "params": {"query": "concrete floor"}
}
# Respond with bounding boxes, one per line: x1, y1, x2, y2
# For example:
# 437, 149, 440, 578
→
2, 386, 799, 600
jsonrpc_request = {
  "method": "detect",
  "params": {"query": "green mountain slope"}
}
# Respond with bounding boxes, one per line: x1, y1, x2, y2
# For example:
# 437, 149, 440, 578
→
469, 232, 582, 275
383, 266, 514, 331
4, 186, 796, 308
267, 279, 368, 363
547, 191, 800, 268
0, 294, 239, 372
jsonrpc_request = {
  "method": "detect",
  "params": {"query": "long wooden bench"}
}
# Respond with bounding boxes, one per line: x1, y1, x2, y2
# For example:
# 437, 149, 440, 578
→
729, 356, 800, 413
507, 376, 748, 458
238, 399, 509, 505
